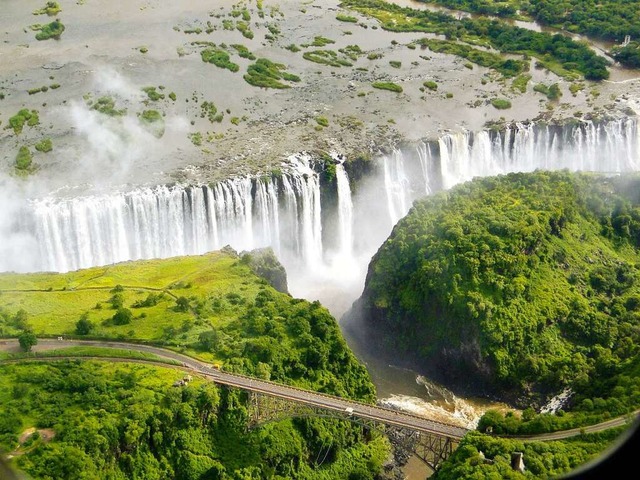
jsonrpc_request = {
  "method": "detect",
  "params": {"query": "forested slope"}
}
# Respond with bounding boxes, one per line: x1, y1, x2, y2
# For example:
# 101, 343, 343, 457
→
359, 170, 640, 411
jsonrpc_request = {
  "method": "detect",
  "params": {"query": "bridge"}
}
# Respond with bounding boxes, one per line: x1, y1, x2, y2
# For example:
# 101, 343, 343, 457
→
0, 338, 468, 470
4, 339, 638, 471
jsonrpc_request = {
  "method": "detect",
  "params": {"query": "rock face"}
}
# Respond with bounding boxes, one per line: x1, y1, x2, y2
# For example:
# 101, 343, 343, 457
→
350, 171, 640, 407
242, 247, 289, 294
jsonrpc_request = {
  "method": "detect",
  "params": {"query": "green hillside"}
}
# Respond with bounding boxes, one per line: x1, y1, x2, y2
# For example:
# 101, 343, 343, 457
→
360, 170, 640, 413
0, 248, 387, 479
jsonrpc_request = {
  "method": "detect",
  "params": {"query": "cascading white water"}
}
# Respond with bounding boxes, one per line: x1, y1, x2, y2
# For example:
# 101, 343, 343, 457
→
15, 117, 640, 300
382, 148, 410, 227
335, 160, 354, 260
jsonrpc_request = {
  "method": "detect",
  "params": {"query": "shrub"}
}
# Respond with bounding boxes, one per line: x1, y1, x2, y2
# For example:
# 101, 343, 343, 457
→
34, 20, 65, 40
112, 308, 133, 325
423, 80, 437, 91
35, 138, 53, 153
491, 98, 512, 109
15, 147, 33, 171
372, 81, 402, 93
315, 116, 329, 127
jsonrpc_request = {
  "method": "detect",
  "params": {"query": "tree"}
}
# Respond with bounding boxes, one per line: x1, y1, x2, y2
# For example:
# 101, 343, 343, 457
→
18, 330, 38, 352
198, 330, 219, 352
75, 313, 95, 335
112, 308, 133, 326
175, 296, 190, 312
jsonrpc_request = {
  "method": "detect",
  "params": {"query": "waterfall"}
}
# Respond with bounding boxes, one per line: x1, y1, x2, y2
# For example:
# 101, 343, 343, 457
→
12, 117, 640, 296
335, 160, 353, 259
382, 148, 410, 227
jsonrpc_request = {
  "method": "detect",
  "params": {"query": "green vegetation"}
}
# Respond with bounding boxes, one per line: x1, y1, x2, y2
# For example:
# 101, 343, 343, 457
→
33, 20, 65, 40
389, 60, 401, 68
341, 0, 610, 80
302, 50, 353, 67
511, 73, 531, 93
417, 38, 527, 78
372, 81, 403, 93
235, 20, 254, 39
524, 0, 640, 42
336, 13, 358, 23
34, 138, 52, 153
142, 86, 165, 102
139, 110, 165, 138
490, 98, 512, 109
32, 2, 61, 16
305, 36, 335, 47
433, 428, 628, 480
534, 82, 562, 100
8, 109, 39, 134
611, 41, 640, 69
423, 80, 438, 91
15, 147, 34, 171
285, 43, 301, 52
315, 116, 329, 127
168, 91, 177, 101
201, 101, 223, 123
189, 131, 202, 146
231, 44, 256, 60
201, 48, 240, 72
0, 361, 387, 480
89, 96, 126, 116
361, 170, 640, 425
0, 247, 387, 478
27, 86, 48, 95
244, 58, 300, 89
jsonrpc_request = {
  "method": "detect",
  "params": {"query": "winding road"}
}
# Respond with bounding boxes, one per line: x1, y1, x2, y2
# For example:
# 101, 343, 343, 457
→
1, 338, 638, 443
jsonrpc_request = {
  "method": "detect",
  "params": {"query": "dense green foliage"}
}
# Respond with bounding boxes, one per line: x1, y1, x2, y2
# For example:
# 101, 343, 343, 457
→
416, 0, 640, 43
243, 58, 300, 89
611, 41, 640, 69
0, 248, 386, 478
0, 362, 387, 480
525, 0, 640, 41
362, 171, 640, 411
342, 0, 610, 79
432, 429, 626, 479
491, 98, 512, 109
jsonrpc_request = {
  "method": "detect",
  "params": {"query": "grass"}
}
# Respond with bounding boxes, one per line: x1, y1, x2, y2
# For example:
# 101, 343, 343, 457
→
32, 2, 62, 16
0, 346, 179, 365
142, 86, 165, 101
244, 58, 300, 89
8, 109, 40, 134
0, 251, 269, 345
34, 20, 65, 40
511, 74, 531, 93
302, 50, 353, 67
491, 98, 512, 109
417, 38, 527, 78
372, 81, 403, 93
423, 80, 437, 91
15, 146, 33, 171
315, 116, 329, 127
201, 49, 240, 72
139, 110, 165, 138
90, 96, 126, 116
231, 44, 256, 60
34, 138, 52, 153
336, 14, 358, 23
389, 60, 401, 68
